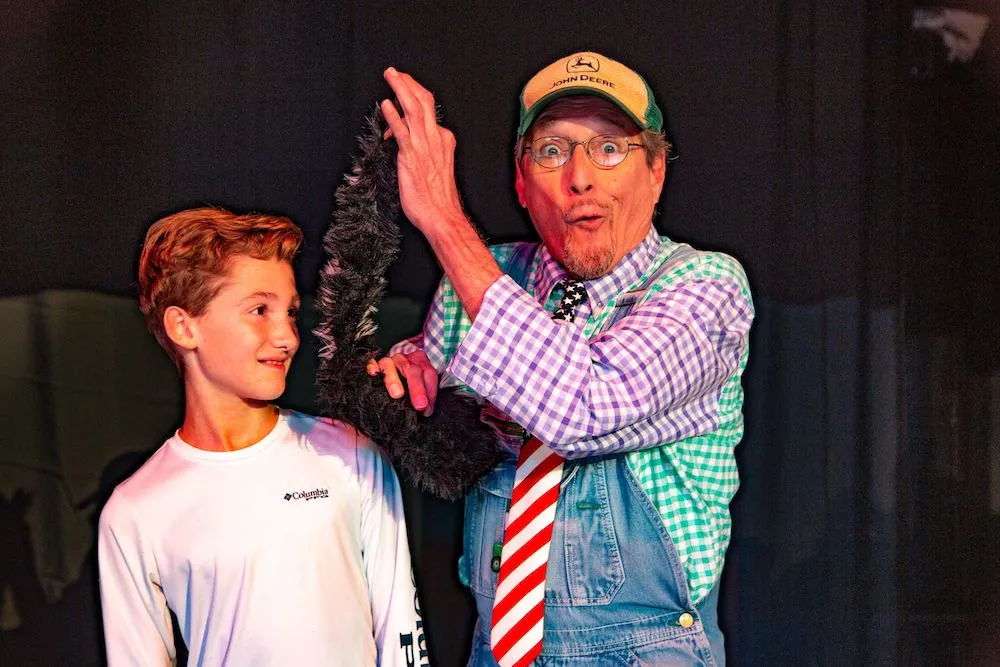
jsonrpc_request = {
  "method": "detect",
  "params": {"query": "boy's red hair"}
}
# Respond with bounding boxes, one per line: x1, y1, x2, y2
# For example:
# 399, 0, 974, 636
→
138, 207, 303, 366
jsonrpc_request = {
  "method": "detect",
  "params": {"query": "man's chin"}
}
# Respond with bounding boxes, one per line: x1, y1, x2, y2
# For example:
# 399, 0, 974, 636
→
563, 247, 615, 280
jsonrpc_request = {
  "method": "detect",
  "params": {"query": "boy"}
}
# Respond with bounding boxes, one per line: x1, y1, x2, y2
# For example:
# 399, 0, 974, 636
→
98, 207, 424, 666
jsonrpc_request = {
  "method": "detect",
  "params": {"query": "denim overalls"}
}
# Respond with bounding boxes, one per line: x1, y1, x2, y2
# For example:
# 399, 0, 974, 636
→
461, 243, 725, 666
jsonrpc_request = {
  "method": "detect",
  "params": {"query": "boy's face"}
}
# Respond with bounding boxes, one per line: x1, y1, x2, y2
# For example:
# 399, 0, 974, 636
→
185, 256, 300, 405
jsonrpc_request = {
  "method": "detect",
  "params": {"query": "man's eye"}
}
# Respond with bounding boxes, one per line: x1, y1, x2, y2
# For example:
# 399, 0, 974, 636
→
539, 143, 563, 157
288, 307, 300, 320
599, 140, 621, 154
252, 305, 266, 316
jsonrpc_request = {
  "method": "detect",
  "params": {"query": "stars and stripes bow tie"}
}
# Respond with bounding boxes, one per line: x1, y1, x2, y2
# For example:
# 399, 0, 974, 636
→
550, 279, 586, 322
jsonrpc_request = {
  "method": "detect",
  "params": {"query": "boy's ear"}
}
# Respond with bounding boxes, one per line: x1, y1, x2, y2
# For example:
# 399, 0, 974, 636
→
163, 306, 198, 352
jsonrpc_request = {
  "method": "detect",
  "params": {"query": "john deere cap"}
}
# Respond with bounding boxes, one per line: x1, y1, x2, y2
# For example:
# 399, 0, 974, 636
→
517, 51, 663, 138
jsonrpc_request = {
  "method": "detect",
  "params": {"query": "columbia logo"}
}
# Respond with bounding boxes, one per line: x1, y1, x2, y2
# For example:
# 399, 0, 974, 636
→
283, 488, 330, 501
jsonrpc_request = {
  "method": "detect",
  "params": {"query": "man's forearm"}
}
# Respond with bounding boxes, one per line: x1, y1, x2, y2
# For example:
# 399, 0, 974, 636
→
422, 213, 503, 321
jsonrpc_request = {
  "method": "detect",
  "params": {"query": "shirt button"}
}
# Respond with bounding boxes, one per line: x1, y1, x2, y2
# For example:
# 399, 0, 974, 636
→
679, 612, 694, 628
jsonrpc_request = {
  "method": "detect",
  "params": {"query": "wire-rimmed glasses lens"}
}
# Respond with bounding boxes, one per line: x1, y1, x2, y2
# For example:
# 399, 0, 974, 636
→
526, 135, 642, 169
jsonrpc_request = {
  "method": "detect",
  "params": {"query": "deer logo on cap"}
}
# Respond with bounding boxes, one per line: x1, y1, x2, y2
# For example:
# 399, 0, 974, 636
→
567, 55, 600, 73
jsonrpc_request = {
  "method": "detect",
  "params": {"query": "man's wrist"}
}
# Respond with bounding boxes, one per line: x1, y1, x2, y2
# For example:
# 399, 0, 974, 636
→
419, 208, 475, 246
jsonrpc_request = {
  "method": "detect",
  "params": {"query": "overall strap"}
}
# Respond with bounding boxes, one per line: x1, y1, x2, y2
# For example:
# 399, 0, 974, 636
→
643, 244, 697, 291
504, 243, 539, 290
607, 243, 697, 318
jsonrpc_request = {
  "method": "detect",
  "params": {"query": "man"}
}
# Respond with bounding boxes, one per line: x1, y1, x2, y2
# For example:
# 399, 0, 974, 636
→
374, 51, 753, 666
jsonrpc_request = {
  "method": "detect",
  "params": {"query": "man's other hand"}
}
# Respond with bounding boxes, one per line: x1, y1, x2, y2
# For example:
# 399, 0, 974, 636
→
366, 349, 438, 417
380, 67, 466, 239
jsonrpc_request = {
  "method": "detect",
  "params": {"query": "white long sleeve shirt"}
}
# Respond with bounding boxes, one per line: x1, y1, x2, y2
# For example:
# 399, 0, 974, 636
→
98, 410, 425, 666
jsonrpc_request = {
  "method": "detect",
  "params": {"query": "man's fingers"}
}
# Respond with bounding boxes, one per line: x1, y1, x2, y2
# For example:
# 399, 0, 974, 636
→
400, 360, 429, 412
391, 352, 433, 412
402, 349, 438, 416
383, 68, 424, 128
421, 363, 438, 417
377, 357, 405, 399
383, 67, 441, 143
368, 350, 439, 416
380, 98, 409, 147
394, 71, 437, 133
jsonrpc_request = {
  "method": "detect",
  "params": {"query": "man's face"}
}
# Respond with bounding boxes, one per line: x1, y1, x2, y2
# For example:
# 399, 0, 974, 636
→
184, 256, 300, 406
515, 97, 666, 279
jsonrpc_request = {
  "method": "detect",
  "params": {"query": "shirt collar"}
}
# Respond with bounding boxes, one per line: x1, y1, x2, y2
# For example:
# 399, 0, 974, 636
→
534, 228, 663, 308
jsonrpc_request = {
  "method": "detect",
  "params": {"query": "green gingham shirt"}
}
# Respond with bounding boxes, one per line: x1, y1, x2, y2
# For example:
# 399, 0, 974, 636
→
391, 229, 753, 603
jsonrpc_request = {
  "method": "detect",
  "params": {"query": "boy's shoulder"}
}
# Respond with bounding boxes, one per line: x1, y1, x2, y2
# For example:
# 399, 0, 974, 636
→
284, 411, 400, 495
98, 440, 178, 528
107, 439, 175, 497
283, 410, 389, 468
284, 410, 360, 450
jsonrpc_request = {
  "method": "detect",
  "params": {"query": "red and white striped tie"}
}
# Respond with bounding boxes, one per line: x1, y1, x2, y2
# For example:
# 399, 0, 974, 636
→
490, 279, 586, 667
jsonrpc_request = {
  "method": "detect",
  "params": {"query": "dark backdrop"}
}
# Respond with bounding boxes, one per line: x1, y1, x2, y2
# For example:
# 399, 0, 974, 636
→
3, 1, 999, 665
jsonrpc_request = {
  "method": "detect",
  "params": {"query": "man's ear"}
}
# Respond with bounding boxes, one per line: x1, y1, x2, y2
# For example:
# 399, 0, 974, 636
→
163, 306, 198, 352
650, 152, 667, 197
514, 160, 527, 208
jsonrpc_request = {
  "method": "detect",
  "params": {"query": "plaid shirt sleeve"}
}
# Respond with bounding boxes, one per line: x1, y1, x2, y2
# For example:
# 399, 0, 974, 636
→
387, 245, 515, 376
447, 264, 753, 459
390, 245, 752, 460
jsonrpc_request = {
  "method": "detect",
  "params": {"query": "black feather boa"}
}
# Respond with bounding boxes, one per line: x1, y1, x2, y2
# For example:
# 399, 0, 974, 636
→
314, 110, 503, 500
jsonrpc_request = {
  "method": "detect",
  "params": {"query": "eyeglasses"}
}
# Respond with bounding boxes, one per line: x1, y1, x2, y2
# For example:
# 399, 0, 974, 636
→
523, 134, 645, 169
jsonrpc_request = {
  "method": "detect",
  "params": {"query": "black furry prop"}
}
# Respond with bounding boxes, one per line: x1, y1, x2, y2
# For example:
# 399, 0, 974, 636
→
314, 110, 503, 500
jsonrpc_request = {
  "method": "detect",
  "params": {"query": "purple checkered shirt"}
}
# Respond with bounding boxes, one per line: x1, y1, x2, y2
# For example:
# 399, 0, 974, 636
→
391, 228, 754, 601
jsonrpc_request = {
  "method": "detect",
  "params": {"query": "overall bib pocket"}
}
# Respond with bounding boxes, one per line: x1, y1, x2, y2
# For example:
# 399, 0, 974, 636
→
547, 458, 625, 606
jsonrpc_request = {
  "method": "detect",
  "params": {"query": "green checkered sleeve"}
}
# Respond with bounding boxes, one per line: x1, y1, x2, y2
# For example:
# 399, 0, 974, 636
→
626, 247, 752, 603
